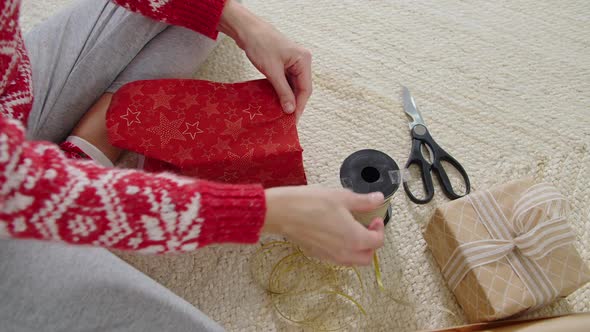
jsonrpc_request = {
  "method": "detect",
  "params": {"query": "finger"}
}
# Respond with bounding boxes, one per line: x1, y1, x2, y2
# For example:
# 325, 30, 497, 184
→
356, 217, 385, 250
340, 190, 385, 212
367, 217, 385, 231
362, 217, 385, 250
299, 246, 333, 263
340, 249, 374, 266
287, 51, 312, 120
302, 246, 357, 267
267, 68, 296, 115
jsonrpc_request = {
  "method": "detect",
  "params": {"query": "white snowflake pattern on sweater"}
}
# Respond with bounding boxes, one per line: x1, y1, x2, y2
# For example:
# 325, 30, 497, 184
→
0, 0, 266, 253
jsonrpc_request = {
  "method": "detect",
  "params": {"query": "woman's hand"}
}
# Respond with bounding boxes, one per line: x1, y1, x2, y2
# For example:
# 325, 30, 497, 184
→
263, 186, 386, 266
219, 0, 312, 121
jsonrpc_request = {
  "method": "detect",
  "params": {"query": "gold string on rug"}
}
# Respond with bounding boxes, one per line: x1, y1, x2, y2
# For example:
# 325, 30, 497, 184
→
250, 149, 455, 330
250, 241, 366, 331
250, 241, 455, 331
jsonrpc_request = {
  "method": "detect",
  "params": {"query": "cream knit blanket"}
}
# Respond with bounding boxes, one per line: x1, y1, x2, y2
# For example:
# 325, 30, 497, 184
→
22, 1, 589, 331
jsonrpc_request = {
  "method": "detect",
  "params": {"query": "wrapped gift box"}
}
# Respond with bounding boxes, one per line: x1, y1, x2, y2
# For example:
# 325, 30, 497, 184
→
423, 178, 590, 322
106, 78, 307, 188
424, 313, 590, 332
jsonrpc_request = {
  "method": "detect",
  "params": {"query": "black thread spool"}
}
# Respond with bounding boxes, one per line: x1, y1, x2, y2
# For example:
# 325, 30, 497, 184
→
340, 149, 400, 226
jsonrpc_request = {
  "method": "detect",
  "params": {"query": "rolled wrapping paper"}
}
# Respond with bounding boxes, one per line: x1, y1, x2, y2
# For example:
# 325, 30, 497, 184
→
105, 78, 307, 188
340, 149, 400, 226
247, 150, 454, 330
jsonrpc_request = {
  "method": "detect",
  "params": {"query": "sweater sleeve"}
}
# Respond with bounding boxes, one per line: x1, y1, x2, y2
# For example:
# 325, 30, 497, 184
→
112, 0, 227, 39
0, 117, 266, 254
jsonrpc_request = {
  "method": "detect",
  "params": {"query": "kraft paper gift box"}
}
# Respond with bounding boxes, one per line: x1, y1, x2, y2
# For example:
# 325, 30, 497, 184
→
424, 313, 590, 332
106, 78, 307, 188
423, 178, 590, 322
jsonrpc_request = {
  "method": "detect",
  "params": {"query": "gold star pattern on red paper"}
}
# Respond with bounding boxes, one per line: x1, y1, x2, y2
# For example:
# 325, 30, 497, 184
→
226, 107, 239, 119
151, 88, 175, 110
242, 104, 262, 120
286, 143, 299, 152
279, 117, 295, 134
226, 149, 255, 170
225, 90, 243, 104
213, 138, 231, 152
264, 127, 276, 138
175, 145, 195, 165
182, 122, 204, 140
208, 82, 228, 91
130, 101, 142, 109
202, 102, 220, 117
147, 113, 186, 147
179, 94, 199, 107
108, 123, 126, 144
170, 107, 185, 118
240, 137, 255, 150
126, 84, 143, 97
221, 171, 239, 182
120, 108, 141, 127
263, 142, 281, 156
139, 139, 155, 150
222, 118, 245, 140
258, 170, 279, 184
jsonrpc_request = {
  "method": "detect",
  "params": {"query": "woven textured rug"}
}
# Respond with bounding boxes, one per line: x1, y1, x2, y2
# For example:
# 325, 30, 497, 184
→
22, 0, 589, 331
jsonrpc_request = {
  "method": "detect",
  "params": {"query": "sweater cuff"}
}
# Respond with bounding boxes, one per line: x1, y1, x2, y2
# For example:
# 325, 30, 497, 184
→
196, 180, 266, 247
165, 0, 227, 39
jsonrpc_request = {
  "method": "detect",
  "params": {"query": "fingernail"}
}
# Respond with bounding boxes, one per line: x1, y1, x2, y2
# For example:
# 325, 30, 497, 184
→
283, 102, 295, 114
369, 192, 384, 202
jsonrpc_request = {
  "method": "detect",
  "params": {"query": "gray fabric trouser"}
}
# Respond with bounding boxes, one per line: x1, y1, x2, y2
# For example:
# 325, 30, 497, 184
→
25, 0, 217, 143
1, 1, 224, 331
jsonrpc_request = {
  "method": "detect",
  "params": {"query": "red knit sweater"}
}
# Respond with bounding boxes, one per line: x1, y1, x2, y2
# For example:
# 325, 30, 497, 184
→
0, 0, 267, 254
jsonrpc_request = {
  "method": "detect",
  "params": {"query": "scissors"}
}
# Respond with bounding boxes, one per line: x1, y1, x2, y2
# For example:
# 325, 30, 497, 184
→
402, 86, 470, 204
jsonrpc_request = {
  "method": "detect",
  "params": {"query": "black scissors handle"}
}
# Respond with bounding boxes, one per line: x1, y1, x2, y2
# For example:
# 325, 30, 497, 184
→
403, 135, 435, 204
403, 125, 470, 204
433, 151, 471, 200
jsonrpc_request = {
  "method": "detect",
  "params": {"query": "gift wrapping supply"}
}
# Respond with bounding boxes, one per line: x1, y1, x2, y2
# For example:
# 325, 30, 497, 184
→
249, 149, 454, 330
250, 242, 456, 330
424, 178, 590, 322
340, 149, 401, 226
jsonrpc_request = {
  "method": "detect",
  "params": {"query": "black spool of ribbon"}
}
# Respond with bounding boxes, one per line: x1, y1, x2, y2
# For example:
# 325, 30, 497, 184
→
340, 149, 400, 226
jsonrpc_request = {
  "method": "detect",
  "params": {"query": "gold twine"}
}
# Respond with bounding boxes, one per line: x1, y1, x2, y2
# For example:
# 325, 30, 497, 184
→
250, 241, 366, 331
250, 241, 455, 331
249, 182, 455, 330
373, 252, 384, 290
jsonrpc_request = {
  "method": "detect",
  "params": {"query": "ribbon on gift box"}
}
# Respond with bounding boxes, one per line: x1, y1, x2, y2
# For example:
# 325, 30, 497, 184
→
441, 183, 576, 309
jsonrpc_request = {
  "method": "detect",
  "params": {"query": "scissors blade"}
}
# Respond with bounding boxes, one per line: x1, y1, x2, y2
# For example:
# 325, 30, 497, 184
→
402, 86, 426, 129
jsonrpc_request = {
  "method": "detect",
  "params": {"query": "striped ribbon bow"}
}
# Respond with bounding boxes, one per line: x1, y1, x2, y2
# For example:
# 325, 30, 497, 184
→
441, 183, 575, 308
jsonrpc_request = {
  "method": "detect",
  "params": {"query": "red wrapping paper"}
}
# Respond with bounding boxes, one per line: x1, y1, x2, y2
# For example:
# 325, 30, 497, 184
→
106, 79, 307, 188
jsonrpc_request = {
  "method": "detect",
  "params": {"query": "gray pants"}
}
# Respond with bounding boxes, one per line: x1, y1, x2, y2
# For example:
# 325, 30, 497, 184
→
1, 1, 224, 331
26, 0, 216, 143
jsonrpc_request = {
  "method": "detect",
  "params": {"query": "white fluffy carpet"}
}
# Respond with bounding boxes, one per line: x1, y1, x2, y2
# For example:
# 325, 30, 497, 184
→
21, 1, 590, 331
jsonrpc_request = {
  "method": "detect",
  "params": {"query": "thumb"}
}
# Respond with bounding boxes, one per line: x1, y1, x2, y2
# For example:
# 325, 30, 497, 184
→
341, 190, 385, 212
268, 69, 296, 114
363, 217, 385, 249
367, 217, 385, 232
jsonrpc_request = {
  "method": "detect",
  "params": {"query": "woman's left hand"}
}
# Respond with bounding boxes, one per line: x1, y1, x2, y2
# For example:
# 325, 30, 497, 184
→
219, 0, 312, 121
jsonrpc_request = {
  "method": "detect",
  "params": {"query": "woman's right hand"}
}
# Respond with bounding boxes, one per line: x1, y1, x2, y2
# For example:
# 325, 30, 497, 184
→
218, 0, 312, 121
263, 186, 386, 266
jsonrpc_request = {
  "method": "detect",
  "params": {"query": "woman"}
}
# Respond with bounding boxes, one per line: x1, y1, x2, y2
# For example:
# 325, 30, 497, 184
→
0, 0, 385, 330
